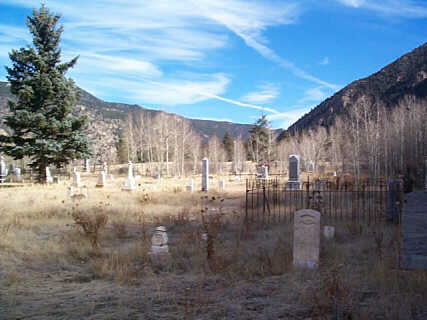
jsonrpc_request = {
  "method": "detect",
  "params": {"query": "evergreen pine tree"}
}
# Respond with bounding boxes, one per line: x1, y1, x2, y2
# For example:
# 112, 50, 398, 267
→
0, 5, 91, 182
247, 114, 270, 163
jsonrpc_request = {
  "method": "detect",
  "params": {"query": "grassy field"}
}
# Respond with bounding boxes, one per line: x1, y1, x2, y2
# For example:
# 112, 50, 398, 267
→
0, 173, 426, 319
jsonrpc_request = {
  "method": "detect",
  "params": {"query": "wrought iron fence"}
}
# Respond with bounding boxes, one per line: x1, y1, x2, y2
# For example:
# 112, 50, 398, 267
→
245, 178, 388, 225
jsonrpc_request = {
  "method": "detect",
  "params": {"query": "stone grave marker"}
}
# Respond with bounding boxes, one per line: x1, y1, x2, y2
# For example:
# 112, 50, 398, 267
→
202, 158, 209, 192
286, 155, 301, 190
84, 159, 90, 173
293, 209, 320, 269
218, 180, 225, 191
96, 171, 106, 188
424, 157, 427, 192
323, 226, 335, 240
14, 167, 23, 182
257, 165, 268, 179
186, 178, 194, 192
151, 226, 169, 254
123, 161, 136, 191
102, 162, 108, 174
0, 156, 7, 183
73, 171, 83, 187
46, 167, 53, 183
385, 179, 403, 223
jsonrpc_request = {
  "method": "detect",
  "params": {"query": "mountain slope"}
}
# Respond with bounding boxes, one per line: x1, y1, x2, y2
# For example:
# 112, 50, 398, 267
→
287, 42, 427, 134
0, 82, 261, 143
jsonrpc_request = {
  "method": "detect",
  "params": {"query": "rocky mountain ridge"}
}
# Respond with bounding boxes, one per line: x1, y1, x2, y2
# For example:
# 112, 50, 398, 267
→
0, 82, 265, 154
286, 42, 427, 135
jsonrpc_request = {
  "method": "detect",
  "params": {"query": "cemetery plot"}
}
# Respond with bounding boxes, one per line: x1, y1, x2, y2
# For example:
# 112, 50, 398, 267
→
245, 178, 387, 225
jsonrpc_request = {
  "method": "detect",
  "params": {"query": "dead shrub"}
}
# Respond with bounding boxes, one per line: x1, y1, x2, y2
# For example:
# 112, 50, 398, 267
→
201, 203, 223, 272
112, 220, 128, 238
72, 211, 108, 248
90, 250, 136, 283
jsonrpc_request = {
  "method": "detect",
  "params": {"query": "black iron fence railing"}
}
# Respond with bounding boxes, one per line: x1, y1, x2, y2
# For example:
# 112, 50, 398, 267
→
245, 178, 388, 225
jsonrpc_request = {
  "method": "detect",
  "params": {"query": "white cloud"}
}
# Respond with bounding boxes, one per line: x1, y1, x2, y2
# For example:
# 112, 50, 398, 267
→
200, 92, 279, 114
241, 83, 280, 104
336, 0, 427, 18
319, 57, 329, 65
78, 73, 230, 106
190, 116, 233, 122
267, 106, 313, 129
337, 0, 365, 8
0, 0, 342, 110
79, 53, 162, 78
298, 87, 330, 103
190, 0, 339, 90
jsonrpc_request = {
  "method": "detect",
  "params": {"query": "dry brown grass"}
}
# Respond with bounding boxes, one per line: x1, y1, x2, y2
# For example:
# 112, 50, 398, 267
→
0, 174, 426, 319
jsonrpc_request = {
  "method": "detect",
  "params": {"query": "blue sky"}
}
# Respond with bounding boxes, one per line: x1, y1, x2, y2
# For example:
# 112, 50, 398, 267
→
0, 0, 426, 129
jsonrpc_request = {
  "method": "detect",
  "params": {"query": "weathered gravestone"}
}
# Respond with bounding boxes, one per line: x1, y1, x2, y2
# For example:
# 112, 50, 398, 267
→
0, 156, 7, 183
202, 158, 209, 192
14, 168, 23, 183
218, 180, 225, 191
186, 179, 194, 192
73, 171, 83, 187
257, 165, 268, 179
96, 171, 106, 188
123, 161, 136, 191
293, 209, 320, 269
425, 157, 427, 192
151, 226, 169, 254
46, 167, 53, 183
385, 179, 403, 223
84, 159, 90, 173
323, 226, 335, 240
286, 155, 301, 190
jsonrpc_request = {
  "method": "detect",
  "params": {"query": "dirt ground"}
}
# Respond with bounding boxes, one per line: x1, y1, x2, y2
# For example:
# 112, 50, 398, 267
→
1, 174, 426, 319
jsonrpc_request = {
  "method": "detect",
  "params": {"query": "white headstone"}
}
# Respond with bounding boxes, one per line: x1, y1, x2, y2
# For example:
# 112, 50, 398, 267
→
96, 171, 106, 187
186, 178, 194, 192
202, 158, 209, 192
323, 226, 335, 240
73, 171, 82, 187
293, 209, 320, 269
257, 165, 268, 179
151, 226, 169, 254
0, 156, 7, 183
46, 167, 53, 183
123, 161, 136, 191
218, 180, 225, 191
84, 159, 90, 173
